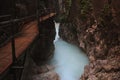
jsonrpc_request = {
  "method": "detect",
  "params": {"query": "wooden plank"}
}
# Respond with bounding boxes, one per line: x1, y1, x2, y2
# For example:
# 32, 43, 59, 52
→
0, 21, 38, 74
0, 12, 56, 74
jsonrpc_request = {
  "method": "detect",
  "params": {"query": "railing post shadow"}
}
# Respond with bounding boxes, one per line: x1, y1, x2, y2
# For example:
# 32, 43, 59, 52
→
11, 21, 17, 63
37, 0, 41, 35
11, 0, 17, 80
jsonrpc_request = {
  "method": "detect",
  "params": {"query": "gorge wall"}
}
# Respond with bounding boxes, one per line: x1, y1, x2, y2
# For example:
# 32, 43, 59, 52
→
59, 0, 120, 80
30, 17, 55, 65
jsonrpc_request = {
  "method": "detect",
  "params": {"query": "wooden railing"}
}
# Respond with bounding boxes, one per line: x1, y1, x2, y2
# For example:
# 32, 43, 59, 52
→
0, 3, 56, 80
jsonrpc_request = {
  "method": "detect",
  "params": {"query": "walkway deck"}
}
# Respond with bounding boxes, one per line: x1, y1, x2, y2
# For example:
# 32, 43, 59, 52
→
0, 13, 56, 74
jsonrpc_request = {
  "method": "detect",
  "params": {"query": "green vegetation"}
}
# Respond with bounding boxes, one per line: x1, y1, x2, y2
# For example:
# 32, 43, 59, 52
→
80, 0, 92, 15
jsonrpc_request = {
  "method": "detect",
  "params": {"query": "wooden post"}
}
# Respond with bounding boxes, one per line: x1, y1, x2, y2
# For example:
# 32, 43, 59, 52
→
11, 0, 16, 64
37, 0, 41, 34
11, 0, 17, 80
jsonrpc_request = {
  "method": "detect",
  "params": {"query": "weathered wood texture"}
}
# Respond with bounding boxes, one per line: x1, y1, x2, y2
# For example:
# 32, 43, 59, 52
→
0, 13, 56, 74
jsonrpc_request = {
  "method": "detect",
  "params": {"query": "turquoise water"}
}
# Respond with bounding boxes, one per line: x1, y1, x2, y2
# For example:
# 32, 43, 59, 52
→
52, 22, 89, 80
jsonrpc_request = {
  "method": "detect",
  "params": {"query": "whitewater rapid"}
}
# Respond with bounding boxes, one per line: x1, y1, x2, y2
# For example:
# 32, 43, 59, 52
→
52, 22, 89, 80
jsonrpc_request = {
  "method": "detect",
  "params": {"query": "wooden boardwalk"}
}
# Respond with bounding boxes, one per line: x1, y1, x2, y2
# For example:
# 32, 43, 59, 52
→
0, 13, 56, 74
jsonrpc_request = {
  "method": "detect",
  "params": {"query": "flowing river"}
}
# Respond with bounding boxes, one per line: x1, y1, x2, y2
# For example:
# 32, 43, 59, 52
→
51, 22, 89, 80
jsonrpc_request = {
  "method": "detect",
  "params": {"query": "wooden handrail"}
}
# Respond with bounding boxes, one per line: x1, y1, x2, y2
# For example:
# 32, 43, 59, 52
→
40, 13, 56, 22
0, 14, 36, 26
0, 12, 56, 28
0, 12, 56, 74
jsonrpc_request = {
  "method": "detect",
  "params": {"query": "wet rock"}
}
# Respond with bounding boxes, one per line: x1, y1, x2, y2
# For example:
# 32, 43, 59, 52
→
59, 23, 79, 47
21, 53, 59, 80
59, 0, 120, 79
60, 21, 120, 79
30, 18, 55, 65
33, 70, 59, 80
32, 64, 59, 80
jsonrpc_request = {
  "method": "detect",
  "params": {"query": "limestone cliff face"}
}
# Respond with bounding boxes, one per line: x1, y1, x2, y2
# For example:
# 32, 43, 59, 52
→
59, 0, 120, 80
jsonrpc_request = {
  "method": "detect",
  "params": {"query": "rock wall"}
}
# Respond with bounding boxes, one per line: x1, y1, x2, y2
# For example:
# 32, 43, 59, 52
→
30, 17, 55, 65
59, 0, 120, 80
